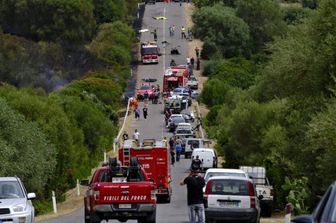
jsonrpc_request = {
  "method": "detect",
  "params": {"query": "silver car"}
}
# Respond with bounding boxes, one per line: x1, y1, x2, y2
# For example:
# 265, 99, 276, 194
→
0, 177, 36, 223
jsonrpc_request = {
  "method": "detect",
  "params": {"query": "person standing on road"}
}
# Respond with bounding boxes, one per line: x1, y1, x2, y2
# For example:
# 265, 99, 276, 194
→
181, 26, 186, 39
195, 47, 200, 58
133, 129, 140, 142
191, 155, 202, 171
122, 131, 129, 141
152, 29, 157, 41
176, 142, 182, 162
190, 57, 195, 69
180, 166, 206, 223
143, 105, 148, 119
134, 106, 140, 120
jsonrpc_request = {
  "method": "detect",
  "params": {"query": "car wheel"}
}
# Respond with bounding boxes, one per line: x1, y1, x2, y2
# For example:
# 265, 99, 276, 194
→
84, 207, 90, 223
262, 204, 272, 217
89, 213, 101, 223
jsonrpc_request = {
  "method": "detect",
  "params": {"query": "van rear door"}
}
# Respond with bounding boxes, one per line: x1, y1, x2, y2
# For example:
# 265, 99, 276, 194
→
206, 179, 251, 209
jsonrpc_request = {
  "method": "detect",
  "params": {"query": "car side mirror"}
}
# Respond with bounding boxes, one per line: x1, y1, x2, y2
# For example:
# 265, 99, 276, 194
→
149, 178, 155, 183
27, 193, 36, 200
158, 53, 162, 56
80, 179, 90, 186
291, 215, 314, 223
258, 195, 263, 200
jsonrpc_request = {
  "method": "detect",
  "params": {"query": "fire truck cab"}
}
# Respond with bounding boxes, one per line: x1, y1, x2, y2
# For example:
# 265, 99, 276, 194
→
119, 139, 172, 203
141, 42, 160, 64
163, 65, 189, 93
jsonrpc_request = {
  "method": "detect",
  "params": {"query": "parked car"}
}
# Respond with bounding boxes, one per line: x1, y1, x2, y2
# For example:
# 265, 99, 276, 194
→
191, 148, 217, 170
204, 168, 249, 184
137, 83, 155, 100
186, 76, 198, 89
182, 111, 195, 123
182, 138, 207, 158
175, 124, 193, 135
291, 181, 336, 223
172, 87, 189, 95
203, 176, 261, 223
168, 115, 185, 132
191, 90, 199, 99
0, 177, 36, 223
240, 166, 274, 217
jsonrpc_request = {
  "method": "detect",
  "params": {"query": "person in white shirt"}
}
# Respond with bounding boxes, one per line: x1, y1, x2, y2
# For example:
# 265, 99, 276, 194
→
133, 129, 140, 142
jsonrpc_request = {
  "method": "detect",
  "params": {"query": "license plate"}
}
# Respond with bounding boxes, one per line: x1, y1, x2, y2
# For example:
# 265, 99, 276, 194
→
219, 201, 239, 208
119, 204, 132, 209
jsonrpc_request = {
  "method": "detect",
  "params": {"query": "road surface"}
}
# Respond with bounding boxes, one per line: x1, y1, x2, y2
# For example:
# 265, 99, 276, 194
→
40, 2, 192, 223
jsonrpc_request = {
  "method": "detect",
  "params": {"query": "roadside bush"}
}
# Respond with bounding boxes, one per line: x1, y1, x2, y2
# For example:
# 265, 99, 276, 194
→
202, 59, 225, 76
283, 7, 313, 25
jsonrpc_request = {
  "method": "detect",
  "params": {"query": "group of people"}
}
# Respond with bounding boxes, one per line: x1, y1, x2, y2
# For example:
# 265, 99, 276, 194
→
133, 104, 149, 120
167, 134, 205, 223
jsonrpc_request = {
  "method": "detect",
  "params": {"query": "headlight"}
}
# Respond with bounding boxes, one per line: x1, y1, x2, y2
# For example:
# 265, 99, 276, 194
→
13, 204, 26, 212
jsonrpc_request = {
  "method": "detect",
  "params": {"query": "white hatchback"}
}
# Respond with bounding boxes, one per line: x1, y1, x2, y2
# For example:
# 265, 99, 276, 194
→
204, 176, 261, 223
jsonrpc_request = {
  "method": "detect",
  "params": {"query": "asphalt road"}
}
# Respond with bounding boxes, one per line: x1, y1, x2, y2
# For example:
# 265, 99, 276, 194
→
40, 2, 193, 223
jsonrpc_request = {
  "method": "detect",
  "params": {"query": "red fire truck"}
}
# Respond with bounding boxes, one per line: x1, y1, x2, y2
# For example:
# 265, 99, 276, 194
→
163, 65, 189, 93
140, 42, 160, 64
119, 139, 172, 203
81, 157, 156, 223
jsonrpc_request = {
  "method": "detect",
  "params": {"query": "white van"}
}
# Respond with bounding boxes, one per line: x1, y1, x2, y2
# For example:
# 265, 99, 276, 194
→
191, 148, 217, 170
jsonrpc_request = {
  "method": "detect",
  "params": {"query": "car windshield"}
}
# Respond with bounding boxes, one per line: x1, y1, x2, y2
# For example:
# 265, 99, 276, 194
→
189, 77, 197, 81
176, 129, 192, 134
97, 168, 145, 182
173, 88, 185, 94
208, 179, 249, 196
187, 140, 200, 147
172, 117, 185, 123
205, 173, 246, 182
0, 181, 25, 199
140, 85, 151, 90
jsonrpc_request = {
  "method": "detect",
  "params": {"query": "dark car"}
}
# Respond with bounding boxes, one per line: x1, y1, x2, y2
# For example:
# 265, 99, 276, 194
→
168, 116, 185, 132
291, 181, 336, 223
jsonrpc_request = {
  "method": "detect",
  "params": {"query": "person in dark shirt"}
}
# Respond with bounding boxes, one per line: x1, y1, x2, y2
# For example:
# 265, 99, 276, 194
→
180, 166, 205, 223
191, 155, 202, 171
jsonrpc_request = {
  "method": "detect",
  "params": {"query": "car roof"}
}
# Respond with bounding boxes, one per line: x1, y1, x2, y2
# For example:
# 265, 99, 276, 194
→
206, 175, 252, 182
205, 168, 247, 174
170, 114, 183, 117
192, 148, 214, 152
0, 177, 19, 182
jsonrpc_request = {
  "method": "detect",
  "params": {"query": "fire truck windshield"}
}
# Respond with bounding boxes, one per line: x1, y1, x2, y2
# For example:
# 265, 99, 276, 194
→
142, 47, 157, 54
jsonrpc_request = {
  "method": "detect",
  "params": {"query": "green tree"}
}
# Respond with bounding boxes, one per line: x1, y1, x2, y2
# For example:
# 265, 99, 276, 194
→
0, 0, 96, 42
93, 0, 126, 24
0, 86, 89, 193
304, 98, 336, 194
236, 0, 286, 53
193, 0, 235, 8
0, 97, 57, 193
192, 4, 250, 58
87, 22, 134, 66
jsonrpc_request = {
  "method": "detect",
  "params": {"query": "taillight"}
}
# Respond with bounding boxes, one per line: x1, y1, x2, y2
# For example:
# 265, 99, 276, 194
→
248, 181, 256, 208
151, 185, 156, 201
93, 184, 100, 201
204, 180, 212, 207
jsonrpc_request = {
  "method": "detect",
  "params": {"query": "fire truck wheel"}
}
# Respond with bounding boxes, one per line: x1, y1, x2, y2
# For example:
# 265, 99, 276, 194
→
130, 157, 139, 167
